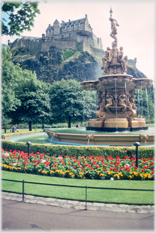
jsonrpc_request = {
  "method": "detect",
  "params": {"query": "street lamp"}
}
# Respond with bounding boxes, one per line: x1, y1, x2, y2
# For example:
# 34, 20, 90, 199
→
26, 141, 31, 158
134, 142, 140, 167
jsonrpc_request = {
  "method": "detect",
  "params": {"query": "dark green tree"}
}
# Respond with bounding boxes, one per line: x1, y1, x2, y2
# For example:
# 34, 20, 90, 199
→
2, 1, 40, 36
2, 44, 22, 131
9, 78, 51, 131
49, 79, 96, 128
2, 44, 51, 131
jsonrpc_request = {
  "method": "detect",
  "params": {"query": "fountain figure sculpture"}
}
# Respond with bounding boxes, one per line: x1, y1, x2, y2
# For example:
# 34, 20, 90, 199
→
81, 8, 153, 132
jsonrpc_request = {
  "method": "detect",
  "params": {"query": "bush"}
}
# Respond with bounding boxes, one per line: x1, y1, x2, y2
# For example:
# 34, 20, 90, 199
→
62, 49, 74, 60
2, 140, 154, 159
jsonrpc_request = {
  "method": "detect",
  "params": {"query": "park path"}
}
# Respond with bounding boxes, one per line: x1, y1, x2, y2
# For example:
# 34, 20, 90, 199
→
2, 198, 154, 230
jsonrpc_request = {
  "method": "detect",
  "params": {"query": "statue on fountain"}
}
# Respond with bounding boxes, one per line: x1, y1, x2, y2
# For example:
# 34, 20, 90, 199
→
81, 7, 153, 132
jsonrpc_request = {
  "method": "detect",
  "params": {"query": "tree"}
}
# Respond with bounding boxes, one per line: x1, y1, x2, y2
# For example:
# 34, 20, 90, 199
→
2, 44, 50, 131
49, 79, 96, 128
9, 77, 51, 131
2, 44, 22, 126
2, 2, 40, 36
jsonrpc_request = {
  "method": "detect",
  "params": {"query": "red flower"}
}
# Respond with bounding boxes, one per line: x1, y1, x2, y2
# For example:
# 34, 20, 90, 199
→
103, 168, 106, 171
73, 166, 76, 169
150, 162, 154, 165
134, 167, 138, 169
141, 168, 144, 172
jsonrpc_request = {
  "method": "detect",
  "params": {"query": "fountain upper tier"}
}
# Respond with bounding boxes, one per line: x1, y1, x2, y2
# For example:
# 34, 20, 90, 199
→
81, 75, 153, 92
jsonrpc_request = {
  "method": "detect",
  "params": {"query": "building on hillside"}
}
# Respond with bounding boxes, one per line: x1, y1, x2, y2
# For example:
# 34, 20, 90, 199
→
9, 15, 104, 57
44, 14, 103, 51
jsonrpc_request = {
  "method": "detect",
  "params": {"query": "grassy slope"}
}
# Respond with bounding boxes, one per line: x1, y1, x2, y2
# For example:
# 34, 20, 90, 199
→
2, 171, 154, 205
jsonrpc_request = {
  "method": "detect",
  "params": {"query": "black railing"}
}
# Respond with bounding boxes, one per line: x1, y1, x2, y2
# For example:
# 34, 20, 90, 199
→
2, 179, 154, 210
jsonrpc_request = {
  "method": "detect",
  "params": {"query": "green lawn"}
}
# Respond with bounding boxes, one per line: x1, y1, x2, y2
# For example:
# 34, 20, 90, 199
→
2, 128, 42, 134
2, 171, 154, 205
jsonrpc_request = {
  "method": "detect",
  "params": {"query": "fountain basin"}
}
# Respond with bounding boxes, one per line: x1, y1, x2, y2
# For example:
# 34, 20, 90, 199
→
45, 128, 154, 146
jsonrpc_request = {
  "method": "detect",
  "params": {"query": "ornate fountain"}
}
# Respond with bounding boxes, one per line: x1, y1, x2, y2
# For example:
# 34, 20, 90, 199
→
81, 8, 153, 132
45, 9, 154, 146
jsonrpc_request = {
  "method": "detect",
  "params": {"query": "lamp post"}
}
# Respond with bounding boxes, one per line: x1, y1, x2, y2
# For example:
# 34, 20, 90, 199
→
134, 142, 140, 167
26, 141, 31, 159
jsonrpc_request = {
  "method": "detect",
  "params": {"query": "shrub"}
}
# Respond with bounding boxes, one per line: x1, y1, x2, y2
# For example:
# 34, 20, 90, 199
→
1, 140, 154, 159
62, 49, 74, 60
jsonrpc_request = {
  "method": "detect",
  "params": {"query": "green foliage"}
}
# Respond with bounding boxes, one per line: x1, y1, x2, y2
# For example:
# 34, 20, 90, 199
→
2, 45, 51, 130
2, 2, 40, 36
62, 49, 74, 60
49, 79, 96, 127
9, 79, 51, 128
2, 140, 154, 159
2, 45, 22, 119
77, 43, 82, 51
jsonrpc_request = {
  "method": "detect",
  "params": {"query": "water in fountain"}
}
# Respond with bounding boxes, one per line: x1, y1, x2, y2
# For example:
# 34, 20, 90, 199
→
95, 92, 97, 119
141, 84, 144, 117
87, 136, 90, 145
137, 89, 140, 116
146, 88, 150, 120
125, 82, 127, 119
114, 79, 118, 131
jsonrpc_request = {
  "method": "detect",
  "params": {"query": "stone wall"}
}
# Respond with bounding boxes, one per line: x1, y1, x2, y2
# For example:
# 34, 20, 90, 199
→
10, 37, 43, 55
41, 38, 78, 52
82, 41, 104, 57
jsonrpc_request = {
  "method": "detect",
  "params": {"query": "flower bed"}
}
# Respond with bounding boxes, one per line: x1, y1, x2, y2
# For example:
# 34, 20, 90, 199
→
1, 148, 154, 180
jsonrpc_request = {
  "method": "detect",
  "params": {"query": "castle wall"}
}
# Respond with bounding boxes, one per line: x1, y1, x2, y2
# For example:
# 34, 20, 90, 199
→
82, 41, 104, 57
10, 37, 42, 55
41, 38, 78, 52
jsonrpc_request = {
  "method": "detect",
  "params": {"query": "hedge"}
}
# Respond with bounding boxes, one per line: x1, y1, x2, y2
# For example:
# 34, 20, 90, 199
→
1, 140, 154, 159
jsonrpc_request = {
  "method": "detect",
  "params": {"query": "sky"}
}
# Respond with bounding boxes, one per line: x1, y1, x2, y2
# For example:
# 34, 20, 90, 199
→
1, 0, 155, 82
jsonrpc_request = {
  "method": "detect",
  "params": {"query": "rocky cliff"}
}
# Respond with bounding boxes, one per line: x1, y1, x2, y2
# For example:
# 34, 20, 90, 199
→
10, 44, 147, 84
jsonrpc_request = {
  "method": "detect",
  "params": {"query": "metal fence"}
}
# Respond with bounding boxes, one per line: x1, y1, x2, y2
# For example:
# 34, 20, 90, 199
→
2, 179, 154, 210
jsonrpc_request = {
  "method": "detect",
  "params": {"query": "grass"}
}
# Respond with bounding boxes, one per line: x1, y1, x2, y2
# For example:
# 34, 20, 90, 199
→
2, 170, 154, 205
2, 128, 42, 134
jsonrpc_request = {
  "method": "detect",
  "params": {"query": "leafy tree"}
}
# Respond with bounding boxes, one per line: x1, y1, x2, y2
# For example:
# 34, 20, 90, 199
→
2, 2, 40, 36
49, 79, 96, 128
2, 45, 22, 123
9, 78, 51, 131
2, 44, 51, 131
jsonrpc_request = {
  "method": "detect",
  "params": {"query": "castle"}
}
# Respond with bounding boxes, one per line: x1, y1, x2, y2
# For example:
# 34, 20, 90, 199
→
9, 15, 104, 57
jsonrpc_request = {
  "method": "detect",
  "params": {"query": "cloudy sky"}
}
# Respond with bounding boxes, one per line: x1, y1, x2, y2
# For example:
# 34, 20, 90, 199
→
2, 0, 155, 81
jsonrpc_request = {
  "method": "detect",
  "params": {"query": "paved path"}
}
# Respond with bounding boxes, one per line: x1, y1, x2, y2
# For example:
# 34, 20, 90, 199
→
2, 192, 155, 213
2, 198, 155, 230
